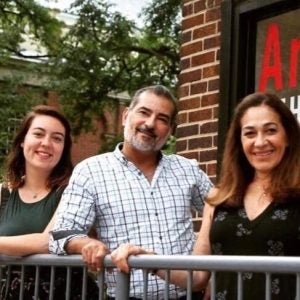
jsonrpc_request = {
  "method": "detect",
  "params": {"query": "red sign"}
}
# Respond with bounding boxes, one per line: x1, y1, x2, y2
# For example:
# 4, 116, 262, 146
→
256, 9, 300, 120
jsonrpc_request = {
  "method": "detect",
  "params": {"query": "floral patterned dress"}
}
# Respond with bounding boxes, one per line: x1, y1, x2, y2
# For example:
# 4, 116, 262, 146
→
210, 201, 300, 300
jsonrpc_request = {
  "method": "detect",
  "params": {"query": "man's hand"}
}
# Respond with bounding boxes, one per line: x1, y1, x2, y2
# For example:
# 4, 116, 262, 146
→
81, 240, 110, 272
111, 243, 154, 273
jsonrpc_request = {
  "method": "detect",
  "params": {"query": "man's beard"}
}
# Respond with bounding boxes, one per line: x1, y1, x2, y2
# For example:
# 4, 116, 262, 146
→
124, 125, 168, 152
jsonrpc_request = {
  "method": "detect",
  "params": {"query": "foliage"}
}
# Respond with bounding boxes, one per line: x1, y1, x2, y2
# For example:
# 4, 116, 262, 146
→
0, 76, 45, 171
99, 134, 123, 154
0, 0, 64, 170
47, 0, 180, 134
0, 0, 181, 159
162, 135, 177, 154
0, 0, 62, 61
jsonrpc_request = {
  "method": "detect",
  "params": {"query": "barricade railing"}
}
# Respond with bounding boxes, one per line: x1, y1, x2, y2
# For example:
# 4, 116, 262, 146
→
1, 254, 300, 299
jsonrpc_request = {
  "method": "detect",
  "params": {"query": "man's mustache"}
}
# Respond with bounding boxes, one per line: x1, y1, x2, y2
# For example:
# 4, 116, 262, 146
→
137, 126, 156, 138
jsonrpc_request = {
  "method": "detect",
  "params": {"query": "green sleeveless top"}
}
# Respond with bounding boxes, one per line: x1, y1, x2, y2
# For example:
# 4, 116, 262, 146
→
0, 186, 100, 300
0, 188, 61, 236
210, 201, 300, 300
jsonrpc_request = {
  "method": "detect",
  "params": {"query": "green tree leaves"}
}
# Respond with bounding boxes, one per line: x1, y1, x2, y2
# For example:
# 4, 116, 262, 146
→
0, 0, 180, 166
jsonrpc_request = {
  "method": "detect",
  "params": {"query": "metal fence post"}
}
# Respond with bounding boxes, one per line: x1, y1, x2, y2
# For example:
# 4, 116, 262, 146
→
115, 271, 130, 300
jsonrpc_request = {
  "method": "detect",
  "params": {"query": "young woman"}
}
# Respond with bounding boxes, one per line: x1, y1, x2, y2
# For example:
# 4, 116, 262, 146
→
0, 105, 97, 299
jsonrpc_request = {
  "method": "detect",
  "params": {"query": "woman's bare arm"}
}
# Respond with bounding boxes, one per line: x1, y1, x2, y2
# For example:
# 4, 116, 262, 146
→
0, 207, 58, 256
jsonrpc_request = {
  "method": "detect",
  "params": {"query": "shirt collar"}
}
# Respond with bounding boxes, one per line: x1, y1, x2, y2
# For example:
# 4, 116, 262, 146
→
113, 142, 164, 166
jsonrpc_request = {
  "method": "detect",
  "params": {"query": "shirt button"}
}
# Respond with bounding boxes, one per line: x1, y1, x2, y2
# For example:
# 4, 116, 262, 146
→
159, 236, 162, 240
155, 212, 158, 216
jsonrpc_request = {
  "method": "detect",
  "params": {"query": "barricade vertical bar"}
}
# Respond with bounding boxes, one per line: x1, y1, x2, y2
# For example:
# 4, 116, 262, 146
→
237, 272, 243, 300
81, 267, 87, 300
143, 269, 148, 299
186, 270, 193, 300
296, 273, 300, 300
49, 266, 55, 300
19, 265, 25, 300
0, 266, 3, 292
265, 273, 271, 300
97, 270, 105, 300
210, 271, 216, 300
34, 266, 40, 299
66, 266, 71, 300
5, 265, 12, 297
164, 270, 170, 300
115, 271, 130, 300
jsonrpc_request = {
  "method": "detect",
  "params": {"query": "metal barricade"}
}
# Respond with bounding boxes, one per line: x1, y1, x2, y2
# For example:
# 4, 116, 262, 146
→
1, 254, 300, 299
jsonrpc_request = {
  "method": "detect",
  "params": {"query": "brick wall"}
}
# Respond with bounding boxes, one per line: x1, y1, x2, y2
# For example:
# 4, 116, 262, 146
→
178, 0, 223, 185
179, 0, 223, 228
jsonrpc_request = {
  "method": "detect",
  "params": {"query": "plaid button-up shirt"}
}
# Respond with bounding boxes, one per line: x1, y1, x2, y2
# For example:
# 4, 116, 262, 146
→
50, 143, 212, 299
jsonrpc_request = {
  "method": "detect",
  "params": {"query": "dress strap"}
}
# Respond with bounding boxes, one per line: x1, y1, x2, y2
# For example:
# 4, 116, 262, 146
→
0, 184, 11, 216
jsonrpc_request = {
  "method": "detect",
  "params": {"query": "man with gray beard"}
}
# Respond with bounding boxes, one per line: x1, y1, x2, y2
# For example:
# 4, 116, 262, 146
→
49, 85, 212, 299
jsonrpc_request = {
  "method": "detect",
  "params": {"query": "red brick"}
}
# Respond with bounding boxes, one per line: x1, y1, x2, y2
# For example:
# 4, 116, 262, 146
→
213, 134, 218, 147
208, 78, 220, 91
189, 136, 213, 149
213, 106, 219, 118
217, 20, 221, 33
179, 69, 202, 84
204, 35, 221, 49
179, 85, 190, 98
181, 31, 192, 44
179, 96, 200, 110
189, 108, 212, 122
209, 174, 217, 185
194, 0, 206, 13
199, 163, 208, 174
180, 151, 199, 161
203, 65, 219, 78
207, 162, 217, 176
200, 148, 217, 162
206, 0, 222, 8
177, 112, 188, 124
182, 3, 193, 17
193, 23, 216, 40
216, 48, 220, 60
205, 8, 221, 22
176, 139, 188, 152
191, 51, 215, 67
200, 121, 218, 134
193, 219, 202, 232
191, 82, 207, 95
176, 124, 199, 138
201, 93, 219, 106
181, 41, 203, 57
180, 57, 191, 70
182, 14, 204, 30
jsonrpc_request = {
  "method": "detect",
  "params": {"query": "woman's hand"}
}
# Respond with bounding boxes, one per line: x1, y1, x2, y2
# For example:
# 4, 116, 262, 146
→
111, 243, 154, 273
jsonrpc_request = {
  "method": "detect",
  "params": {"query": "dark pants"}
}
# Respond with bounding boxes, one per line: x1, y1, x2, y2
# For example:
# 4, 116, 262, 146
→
107, 290, 204, 300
